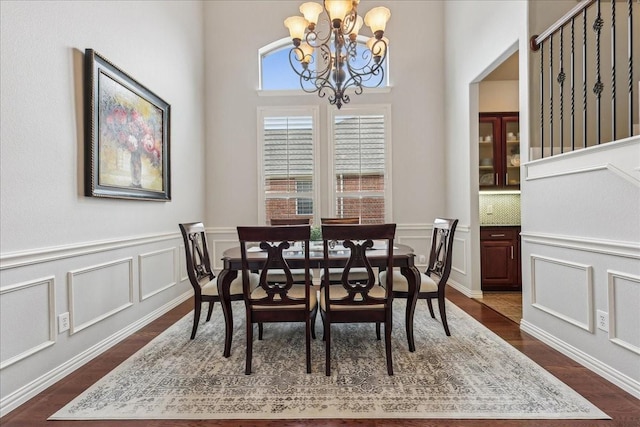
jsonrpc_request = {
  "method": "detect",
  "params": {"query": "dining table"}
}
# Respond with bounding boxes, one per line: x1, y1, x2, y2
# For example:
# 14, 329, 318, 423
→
216, 242, 421, 357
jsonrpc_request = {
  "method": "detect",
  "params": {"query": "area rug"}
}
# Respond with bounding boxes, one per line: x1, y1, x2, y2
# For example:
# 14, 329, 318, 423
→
50, 300, 609, 420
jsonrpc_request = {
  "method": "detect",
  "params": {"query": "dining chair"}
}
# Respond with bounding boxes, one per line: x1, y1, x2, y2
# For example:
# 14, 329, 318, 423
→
320, 223, 397, 376
179, 222, 259, 340
320, 217, 369, 284
237, 225, 318, 375
378, 218, 458, 336
268, 218, 313, 284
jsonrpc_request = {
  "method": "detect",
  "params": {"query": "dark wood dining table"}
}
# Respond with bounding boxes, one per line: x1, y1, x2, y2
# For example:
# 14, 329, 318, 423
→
217, 242, 421, 357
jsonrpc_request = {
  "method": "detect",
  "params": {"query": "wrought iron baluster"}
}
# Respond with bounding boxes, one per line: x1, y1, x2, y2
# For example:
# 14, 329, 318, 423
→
593, 0, 603, 145
571, 17, 576, 151
582, 7, 588, 149
628, 0, 634, 137
549, 33, 554, 157
558, 26, 566, 153
540, 40, 545, 157
611, 0, 616, 142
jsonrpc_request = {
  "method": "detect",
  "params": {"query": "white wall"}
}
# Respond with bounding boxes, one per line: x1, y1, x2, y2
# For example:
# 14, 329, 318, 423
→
443, 0, 529, 296
0, 0, 205, 413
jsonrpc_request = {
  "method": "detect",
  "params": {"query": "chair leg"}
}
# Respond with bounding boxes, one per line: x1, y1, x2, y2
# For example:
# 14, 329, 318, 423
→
310, 305, 318, 340
258, 322, 264, 340
206, 301, 214, 321
437, 295, 451, 336
375, 322, 381, 340
245, 315, 253, 375
426, 298, 436, 318
191, 300, 201, 340
385, 321, 394, 376
305, 319, 312, 373
324, 321, 331, 376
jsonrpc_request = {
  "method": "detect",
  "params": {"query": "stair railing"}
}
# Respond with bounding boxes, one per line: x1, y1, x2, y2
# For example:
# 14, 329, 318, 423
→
530, 0, 638, 159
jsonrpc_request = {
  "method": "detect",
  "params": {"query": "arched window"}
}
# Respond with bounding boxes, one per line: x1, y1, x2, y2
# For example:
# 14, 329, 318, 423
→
259, 37, 390, 92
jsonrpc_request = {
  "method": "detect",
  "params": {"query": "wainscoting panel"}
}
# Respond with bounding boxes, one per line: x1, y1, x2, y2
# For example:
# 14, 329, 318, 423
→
452, 237, 467, 276
530, 254, 593, 332
0, 276, 55, 369
139, 247, 177, 301
68, 258, 134, 334
608, 270, 640, 355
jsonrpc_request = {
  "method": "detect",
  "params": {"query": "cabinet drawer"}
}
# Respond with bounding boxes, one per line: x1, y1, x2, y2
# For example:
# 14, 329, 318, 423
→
481, 227, 518, 241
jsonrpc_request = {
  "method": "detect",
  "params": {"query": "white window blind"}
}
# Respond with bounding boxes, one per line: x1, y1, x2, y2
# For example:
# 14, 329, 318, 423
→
331, 111, 389, 223
261, 114, 315, 223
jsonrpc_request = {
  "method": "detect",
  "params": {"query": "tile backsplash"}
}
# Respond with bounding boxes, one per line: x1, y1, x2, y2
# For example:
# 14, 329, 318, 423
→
479, 193, 521, 225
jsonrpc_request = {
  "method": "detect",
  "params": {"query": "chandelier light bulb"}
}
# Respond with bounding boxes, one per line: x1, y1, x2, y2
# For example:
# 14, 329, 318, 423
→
300, 2, 323, 29
367, 36, 388, 59
295, 42, 315, 64
324, 0, 352, 24
364, 6, 391, 37
348, 15, 364, 41
284, 16, 309, 44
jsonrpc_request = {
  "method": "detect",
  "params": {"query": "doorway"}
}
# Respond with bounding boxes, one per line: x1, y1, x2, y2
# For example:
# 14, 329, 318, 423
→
474, 50, 523, 325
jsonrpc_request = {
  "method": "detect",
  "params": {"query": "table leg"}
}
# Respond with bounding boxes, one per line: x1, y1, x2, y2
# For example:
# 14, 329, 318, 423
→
217, 268, 237, 358
400, 266, 420, 352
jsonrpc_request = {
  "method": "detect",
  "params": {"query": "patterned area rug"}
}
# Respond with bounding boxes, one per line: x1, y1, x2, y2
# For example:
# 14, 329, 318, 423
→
50, 300, 609, 420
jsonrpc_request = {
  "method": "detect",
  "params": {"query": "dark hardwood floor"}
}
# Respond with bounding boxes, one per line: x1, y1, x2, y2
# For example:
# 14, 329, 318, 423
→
2, 287, 639, 427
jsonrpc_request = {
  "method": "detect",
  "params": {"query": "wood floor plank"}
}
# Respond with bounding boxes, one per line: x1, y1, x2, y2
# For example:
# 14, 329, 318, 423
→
1, 287, 638, 426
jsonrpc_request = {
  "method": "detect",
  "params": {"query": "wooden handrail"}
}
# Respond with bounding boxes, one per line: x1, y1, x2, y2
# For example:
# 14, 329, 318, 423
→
531, 0, 596, 51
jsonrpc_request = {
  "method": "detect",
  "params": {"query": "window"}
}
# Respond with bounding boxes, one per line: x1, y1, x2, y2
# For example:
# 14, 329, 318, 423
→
258, 107, 319, 224
329, 105, 392, 224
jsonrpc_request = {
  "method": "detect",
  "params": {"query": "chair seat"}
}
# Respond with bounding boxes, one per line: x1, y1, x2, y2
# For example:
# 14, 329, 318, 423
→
267, 268, 314, 282
379, 269, 437, 293
320, 284, 387, 311
250, 284, 318, 311
201, 272, 259, 297
321, 267, 369, 282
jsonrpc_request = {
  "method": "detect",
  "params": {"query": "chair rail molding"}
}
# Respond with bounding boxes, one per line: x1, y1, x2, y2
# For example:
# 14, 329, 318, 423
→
0, 232, 180, 271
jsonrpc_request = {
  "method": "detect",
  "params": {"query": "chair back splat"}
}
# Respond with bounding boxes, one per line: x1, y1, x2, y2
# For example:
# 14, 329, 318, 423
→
237, 225, 318, 375
320, 223, 396, 376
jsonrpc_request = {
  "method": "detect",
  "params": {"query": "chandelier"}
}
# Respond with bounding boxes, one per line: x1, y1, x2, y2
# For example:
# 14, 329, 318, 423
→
284, 1, 391, 109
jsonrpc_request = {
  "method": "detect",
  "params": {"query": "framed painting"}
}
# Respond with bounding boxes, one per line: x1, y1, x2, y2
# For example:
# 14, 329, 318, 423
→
84, 49, 171, 201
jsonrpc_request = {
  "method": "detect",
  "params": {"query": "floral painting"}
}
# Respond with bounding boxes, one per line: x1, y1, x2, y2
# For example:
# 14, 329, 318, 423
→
85, 49, 170, 201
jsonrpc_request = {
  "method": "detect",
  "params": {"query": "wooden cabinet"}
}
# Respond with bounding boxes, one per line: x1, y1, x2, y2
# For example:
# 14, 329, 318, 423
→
479, 113, 520, 189
481, 226, 521, 291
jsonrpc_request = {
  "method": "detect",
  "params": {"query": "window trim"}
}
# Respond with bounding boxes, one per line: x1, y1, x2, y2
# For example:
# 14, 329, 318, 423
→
327, 104, 393, 222
257, 106, 320, 225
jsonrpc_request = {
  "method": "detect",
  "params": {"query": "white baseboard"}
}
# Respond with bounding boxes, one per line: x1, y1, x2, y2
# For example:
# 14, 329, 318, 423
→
0, 291, 192, 417
447, 279, 483, 299
520, 319, 640, 400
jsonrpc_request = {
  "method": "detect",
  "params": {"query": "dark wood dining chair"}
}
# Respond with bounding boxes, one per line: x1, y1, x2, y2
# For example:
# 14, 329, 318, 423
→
379, 218, 458, 336
320, 223, 396, 376
320, 217, 360, 225
179, 222, 258, 340
237, 225, 318, 375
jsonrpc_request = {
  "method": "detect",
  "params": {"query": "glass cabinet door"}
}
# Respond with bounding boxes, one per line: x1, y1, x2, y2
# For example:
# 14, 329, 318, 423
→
479, 117, 498, 188
503, 117, 520, 187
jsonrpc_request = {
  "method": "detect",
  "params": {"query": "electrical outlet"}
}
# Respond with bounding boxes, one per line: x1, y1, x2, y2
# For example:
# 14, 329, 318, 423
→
58, 312, 70, 333
597, 310, 609, 331
418, 254, 426, 264
486, 204, 494, 215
